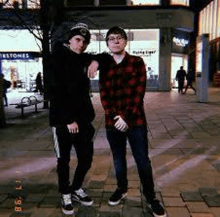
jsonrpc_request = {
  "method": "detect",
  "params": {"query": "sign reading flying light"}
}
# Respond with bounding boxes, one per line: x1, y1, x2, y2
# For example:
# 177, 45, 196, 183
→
173, 37, 189, 47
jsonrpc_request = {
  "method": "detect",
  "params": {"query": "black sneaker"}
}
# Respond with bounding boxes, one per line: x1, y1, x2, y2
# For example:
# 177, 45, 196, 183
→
72, 188, 93, 206
147, 199, 167, 217
61, 193, 75, 215
108, 188, 127, 206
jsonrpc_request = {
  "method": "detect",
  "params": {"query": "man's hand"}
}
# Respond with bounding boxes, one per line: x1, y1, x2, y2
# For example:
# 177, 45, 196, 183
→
114, 116, 128, 132
88, 61, 99, 78
67, 122, 79, 134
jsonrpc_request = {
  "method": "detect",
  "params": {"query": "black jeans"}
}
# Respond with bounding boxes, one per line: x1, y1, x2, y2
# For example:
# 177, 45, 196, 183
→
106, 125, 156, 203
178, 80, 184, 93
52, 123, 94, 194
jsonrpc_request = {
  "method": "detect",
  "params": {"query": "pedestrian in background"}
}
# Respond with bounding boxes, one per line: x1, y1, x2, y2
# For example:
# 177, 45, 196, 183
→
183, 68, 196, 94
49, 23, 97, 215
1, 74, 11, 107
175, 66, 186, 93
35, 72, 43, 95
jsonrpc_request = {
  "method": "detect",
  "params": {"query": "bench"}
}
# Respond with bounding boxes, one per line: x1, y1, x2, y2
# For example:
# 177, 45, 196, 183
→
10, 95, 46, 118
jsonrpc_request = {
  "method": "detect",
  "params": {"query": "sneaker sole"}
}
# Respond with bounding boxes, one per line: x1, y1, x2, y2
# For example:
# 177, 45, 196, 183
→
72, 197, 94, 206
61, 207, 75, 215
146, 203, 167, 217
153, 213, 167, 217
108, 193, 127, 206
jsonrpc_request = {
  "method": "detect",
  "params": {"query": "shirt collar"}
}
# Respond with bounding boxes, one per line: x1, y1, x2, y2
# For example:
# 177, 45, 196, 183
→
110, 52, 130, 67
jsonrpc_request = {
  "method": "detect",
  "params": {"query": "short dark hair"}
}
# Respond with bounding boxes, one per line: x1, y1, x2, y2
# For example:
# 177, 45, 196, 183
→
106, 26, 127, 42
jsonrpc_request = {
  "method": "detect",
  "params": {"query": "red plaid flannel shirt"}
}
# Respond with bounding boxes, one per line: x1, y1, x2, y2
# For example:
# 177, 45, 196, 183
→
99, 52, 147, 128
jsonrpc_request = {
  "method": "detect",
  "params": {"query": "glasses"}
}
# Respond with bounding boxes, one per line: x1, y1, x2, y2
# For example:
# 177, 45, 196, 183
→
108, 36, 125, 43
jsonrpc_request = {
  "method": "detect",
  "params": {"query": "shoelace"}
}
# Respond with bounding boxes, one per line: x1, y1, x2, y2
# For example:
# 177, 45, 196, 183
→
62, 194, 72, 205
75, 188, 87, 198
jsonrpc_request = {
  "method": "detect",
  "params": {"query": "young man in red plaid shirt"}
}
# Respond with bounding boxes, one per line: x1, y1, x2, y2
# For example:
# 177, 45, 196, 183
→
90, 26, 166, 217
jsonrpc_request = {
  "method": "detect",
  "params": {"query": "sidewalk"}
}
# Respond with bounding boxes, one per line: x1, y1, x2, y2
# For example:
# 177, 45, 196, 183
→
0, 88, 220, 217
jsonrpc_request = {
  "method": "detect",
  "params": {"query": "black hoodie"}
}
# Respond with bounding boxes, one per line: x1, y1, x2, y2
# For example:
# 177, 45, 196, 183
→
48, 42, 95, 127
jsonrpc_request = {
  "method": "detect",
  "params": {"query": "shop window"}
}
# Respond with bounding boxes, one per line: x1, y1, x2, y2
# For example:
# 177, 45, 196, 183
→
171, 0, 189, 6
130, 0, 159, 5
2, 0, 40, 9
87, 28, 160, 89
27, 0, 40, 9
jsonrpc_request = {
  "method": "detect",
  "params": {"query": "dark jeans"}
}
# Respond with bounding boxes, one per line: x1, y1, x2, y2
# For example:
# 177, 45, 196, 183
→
106, 125, 156, 203
52, 123, 94, 194
178, 80, 184, 93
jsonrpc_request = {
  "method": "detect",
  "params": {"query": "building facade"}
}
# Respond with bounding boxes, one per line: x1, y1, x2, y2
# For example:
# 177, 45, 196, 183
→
0, 0, 213, 91
198, 0, 220, 86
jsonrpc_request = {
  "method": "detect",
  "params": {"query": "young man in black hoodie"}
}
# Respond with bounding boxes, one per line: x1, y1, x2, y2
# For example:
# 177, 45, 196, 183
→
49, 23, 96, 215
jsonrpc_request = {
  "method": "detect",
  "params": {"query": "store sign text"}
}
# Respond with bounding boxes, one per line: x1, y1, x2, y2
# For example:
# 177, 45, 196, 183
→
173, 37, 189, 47
132, 50, 156, 55
0, 52, 38, 60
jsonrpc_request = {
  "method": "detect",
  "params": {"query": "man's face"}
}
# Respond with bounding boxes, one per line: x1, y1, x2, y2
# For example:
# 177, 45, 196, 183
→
69, 35, 88, 54
107, 34, 127, 54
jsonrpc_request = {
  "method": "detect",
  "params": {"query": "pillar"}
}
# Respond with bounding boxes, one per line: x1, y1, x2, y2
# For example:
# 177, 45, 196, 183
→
159, 27, 172, 91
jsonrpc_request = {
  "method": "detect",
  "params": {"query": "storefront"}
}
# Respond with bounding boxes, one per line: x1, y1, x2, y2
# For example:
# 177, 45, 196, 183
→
198, 0, 220, 85
171, 29, 190, 88
0, 29, 42, 92
87, 29, 160, 91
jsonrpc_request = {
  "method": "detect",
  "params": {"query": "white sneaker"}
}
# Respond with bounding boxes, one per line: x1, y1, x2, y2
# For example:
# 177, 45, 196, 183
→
61, 193, 75, 215
72, 188, 93, 206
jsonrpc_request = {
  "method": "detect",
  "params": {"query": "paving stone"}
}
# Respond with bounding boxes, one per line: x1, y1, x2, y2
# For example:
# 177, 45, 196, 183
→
39, 197, 60, 208
77, 206, 98, 217
180, 191, 204, 202
128, 189, 141, 197
199, 187, 219, 197
163, 197, 185, 207
90, 175, 108, 182
210, 207, 220, 217
186, 202, 210, 213
88, 181, 105, 189
122, 206, 144, 217
203, 195, 220, 207
209, 160, 220, 172
99, 212, 121, 217
86, 189, 103, 197
26, 185, 51, 194
161, 188, 180, 197
0, 211, 12, 217
103, 185, 117, 192
10, 212, 32, 217
99, 204, 122, 213
46, 190, 60, 198
29, 208, 63, 217
93, 197, 102, 207
24, 194, 44, 203
190, 214, 214, 217
102, 192, 112, 199
166, 207, 190, 217
0, 198, 15, 209
123, 197, 142, 207
9, 188, 29, 200
0, 185, 14, 195
0, 195, 8, 203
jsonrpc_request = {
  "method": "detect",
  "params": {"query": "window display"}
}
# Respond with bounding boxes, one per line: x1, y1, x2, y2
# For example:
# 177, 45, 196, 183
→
171, 0, 189, 6
87, 29, 159, 88
130, 0, 159, 5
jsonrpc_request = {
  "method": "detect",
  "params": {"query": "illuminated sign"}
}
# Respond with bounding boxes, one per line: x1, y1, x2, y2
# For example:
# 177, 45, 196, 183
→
173, 37, 189, 47
0, 52, 40, 60
132, 50, 156, 56
196, 39, 202, 74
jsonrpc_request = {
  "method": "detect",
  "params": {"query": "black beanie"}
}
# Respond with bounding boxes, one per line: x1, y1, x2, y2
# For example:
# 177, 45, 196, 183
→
106, 26, 127, 42
68, 23, 91, 44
